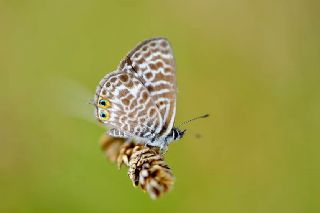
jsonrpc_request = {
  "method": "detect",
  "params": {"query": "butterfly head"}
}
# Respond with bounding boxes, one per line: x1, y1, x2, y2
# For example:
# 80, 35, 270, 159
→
167, 114, 209, 143
166, 128, 186, 145
173, 128, 186, 140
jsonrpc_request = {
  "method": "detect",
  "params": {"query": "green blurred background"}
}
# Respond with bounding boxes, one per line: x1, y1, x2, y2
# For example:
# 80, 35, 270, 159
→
1, 0, 319, 212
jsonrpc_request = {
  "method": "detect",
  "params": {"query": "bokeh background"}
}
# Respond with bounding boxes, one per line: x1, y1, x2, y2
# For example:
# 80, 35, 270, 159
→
1, 0, 319, 212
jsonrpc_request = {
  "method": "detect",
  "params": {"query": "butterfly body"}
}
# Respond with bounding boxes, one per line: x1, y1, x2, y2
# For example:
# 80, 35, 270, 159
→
144, 127, 185, 149
94, 38, 180, 150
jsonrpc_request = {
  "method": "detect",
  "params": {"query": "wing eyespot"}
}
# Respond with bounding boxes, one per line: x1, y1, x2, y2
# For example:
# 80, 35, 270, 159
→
99, 109, 110, 121
98, 98, 111, 109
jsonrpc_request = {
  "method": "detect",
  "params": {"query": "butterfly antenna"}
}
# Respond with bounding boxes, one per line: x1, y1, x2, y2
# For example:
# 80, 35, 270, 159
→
177, 114, 209, 128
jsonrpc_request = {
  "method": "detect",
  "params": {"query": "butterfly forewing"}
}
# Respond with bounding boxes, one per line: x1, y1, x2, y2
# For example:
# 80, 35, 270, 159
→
118, 38, 176, 137
95, 71, 163, 139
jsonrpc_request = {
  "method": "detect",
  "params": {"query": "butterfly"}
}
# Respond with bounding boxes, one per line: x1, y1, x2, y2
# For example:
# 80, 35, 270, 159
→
93, 37, 208, 150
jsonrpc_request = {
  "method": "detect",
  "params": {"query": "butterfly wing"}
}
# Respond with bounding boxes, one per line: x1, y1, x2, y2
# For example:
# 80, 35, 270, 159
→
118, 38, 176, 137
94, 71, 163, 140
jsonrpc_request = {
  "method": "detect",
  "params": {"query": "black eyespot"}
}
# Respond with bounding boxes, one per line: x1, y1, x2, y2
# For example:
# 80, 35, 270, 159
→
99, 99, 106, 106
100, 112, 106, 118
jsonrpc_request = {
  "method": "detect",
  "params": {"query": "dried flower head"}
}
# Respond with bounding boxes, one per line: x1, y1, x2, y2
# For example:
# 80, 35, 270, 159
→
100, 135, 175, 199
99, 134, 124, 162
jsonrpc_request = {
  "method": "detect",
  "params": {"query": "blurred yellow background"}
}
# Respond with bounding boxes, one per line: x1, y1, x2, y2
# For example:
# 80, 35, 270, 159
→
1, 0, 319, 212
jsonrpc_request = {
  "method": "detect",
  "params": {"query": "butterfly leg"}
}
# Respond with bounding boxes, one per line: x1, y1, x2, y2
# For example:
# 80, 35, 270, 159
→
108, 128, 130, 138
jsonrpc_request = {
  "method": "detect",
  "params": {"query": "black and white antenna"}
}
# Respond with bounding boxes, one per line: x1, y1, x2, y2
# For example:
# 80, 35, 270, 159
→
177, 114, 209, 128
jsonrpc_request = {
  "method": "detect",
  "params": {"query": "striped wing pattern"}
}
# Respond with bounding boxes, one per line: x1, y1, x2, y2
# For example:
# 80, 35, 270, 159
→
118, 38, 176, 137
94, 71, 163, 140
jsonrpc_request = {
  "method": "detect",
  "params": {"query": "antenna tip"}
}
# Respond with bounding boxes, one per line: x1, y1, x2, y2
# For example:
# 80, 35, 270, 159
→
202, 114, 210, 118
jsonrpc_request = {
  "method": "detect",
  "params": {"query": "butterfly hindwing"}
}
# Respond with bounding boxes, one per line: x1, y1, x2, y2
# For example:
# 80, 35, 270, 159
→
95, 71, 163, 139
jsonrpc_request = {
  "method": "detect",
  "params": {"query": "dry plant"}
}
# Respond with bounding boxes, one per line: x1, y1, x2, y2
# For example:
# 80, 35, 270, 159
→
100, 134, 174, 199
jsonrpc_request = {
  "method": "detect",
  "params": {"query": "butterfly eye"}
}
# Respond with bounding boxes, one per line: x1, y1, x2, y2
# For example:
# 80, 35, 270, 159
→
99, 110, 109, 121
98, 98, 110, 108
